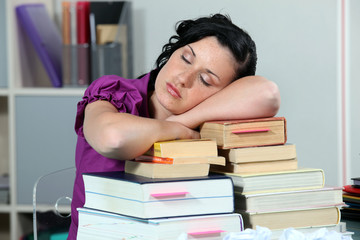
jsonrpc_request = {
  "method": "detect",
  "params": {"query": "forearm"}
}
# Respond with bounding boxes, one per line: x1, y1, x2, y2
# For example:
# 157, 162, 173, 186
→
83, 101, 199, 160
168, 76, 280, 128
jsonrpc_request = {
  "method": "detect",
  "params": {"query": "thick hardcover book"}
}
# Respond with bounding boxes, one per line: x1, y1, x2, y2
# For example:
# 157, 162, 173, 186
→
235, 186, 343, 212
16, 4, 62, 87
211, 158, 298, 175
146, 139, 218, 158
343, 193, 360, 205
351, 177, 360, 187
218, 144, 296, 163
216, 168, 325, 195
238, 205, 342, 230
82, 171, 234, 219
124, 160, 210, 178
200, 117, 287, 149
135, 155, 225, 165
77, 208, 243, 240
343, 185, 360, 195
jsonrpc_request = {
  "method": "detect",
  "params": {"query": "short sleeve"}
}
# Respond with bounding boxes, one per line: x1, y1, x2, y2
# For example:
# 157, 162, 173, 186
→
74, 75, 147, 137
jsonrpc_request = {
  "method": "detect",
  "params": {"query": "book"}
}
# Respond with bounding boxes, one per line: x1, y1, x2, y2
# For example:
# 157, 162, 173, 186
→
61, 2, 72, 86
235, 186, 343, 212
238, 205, 342, 230
135, 155, 226, 165
210, 158, 298, 174
76, 1, 90, 86
215, 168, 325, 194
200, 117, 287, 149
61, 2, 71, 45
16, 4, 63, 87
271, 223, 348, 240
124, 160, 210, 178
146, 139, 218, 158
351, 177, 360, 186
341, 207, 360, 221
343, 193, 360, 205
343, 185, 360, 195
77, 208, 243, 240
218, 144, 296, 163
83, 171, 234, 219
76, 1, 90, 44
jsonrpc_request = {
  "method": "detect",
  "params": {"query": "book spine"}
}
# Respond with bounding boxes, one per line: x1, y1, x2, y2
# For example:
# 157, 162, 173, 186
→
232, 128, 270, 134
135, 155, 173, 164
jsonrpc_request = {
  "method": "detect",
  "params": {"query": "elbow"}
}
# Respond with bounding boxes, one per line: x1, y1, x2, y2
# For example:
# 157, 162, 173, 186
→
85, 123, 128, 159
258, 77, 281, 117
266, 81, 281, 116
99, 125, 128, 157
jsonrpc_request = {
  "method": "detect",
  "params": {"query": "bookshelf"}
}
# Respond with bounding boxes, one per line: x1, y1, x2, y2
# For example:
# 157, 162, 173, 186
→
0, 0, 116, 239
1, 0, 134, 237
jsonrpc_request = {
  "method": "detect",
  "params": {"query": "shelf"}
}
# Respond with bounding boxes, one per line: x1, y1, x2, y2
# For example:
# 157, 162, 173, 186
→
13, 87, 86, 96
0, 205, 10, 213
0, 89, 9, 96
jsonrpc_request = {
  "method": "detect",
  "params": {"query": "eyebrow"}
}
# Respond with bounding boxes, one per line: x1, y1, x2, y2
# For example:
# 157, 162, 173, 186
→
187, 45, 220, 81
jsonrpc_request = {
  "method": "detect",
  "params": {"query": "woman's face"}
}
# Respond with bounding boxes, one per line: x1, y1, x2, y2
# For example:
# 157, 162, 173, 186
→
154, 36, 237, 115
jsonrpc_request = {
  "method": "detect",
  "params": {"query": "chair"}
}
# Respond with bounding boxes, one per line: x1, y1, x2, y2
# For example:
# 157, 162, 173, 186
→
33, 167, 76, 240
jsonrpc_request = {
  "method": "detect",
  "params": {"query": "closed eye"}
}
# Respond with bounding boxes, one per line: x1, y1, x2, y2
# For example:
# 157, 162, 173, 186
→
200, 74, 211, 87
181, 55, 191, 64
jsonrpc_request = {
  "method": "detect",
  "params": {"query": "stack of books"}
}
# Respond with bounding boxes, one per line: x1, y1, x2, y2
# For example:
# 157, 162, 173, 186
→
126, 139, 225, 178
200, 117, 345, 236
342, 177, 360, 238
342, 177, 360, 220
77, 139, 244, 239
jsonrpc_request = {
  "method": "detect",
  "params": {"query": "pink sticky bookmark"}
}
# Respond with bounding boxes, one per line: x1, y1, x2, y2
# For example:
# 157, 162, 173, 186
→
150, 191, 189, 198
188, 230, 225, 236
232, 128, 270, 134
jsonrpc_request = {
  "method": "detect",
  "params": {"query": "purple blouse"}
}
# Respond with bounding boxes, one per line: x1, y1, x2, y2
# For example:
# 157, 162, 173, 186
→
68, 73, 151, 239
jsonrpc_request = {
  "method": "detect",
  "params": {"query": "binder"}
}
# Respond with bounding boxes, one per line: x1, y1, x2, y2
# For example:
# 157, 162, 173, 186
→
89, 1, 132, 81
16, 4, 63, 88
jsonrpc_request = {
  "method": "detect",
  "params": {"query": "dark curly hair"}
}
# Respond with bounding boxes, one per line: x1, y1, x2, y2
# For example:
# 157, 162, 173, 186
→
148, 14, 257, 87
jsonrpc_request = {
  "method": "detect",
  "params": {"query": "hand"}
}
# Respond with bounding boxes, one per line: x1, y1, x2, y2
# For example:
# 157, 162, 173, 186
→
165, 118, 200, 139
166, 114, 199, 129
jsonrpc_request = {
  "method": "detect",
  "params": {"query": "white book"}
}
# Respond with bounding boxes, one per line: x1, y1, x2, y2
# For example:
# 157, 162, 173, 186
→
236, 186, 344, 212
77, 208, 243, 240
218, 168, 325, 194
83, 171, 234, 219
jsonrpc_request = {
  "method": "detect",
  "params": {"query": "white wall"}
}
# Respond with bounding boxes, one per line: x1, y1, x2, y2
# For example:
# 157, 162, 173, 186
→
130, 0, 353, 186
348, 0, 360, 182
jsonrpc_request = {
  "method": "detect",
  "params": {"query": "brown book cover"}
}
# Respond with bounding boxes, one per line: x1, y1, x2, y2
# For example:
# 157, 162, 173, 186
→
125, 160, 210, 178
200, 117, 287, 149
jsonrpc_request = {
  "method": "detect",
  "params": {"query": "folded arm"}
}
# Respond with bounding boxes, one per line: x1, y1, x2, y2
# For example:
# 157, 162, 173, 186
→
167, 75, 281, 129
83, 101, 200, 160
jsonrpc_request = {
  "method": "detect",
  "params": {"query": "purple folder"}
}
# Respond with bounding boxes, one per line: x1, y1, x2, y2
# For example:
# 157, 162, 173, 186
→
16, 4, 62, 87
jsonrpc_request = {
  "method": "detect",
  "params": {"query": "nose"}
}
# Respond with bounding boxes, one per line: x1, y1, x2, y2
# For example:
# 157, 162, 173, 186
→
176, 70, 195, 88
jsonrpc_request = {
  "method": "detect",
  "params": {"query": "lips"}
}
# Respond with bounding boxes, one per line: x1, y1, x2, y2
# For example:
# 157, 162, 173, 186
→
166, 83, 182, 98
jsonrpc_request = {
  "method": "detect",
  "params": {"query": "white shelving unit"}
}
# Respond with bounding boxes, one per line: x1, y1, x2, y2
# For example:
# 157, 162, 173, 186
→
1, 1, 85, 239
